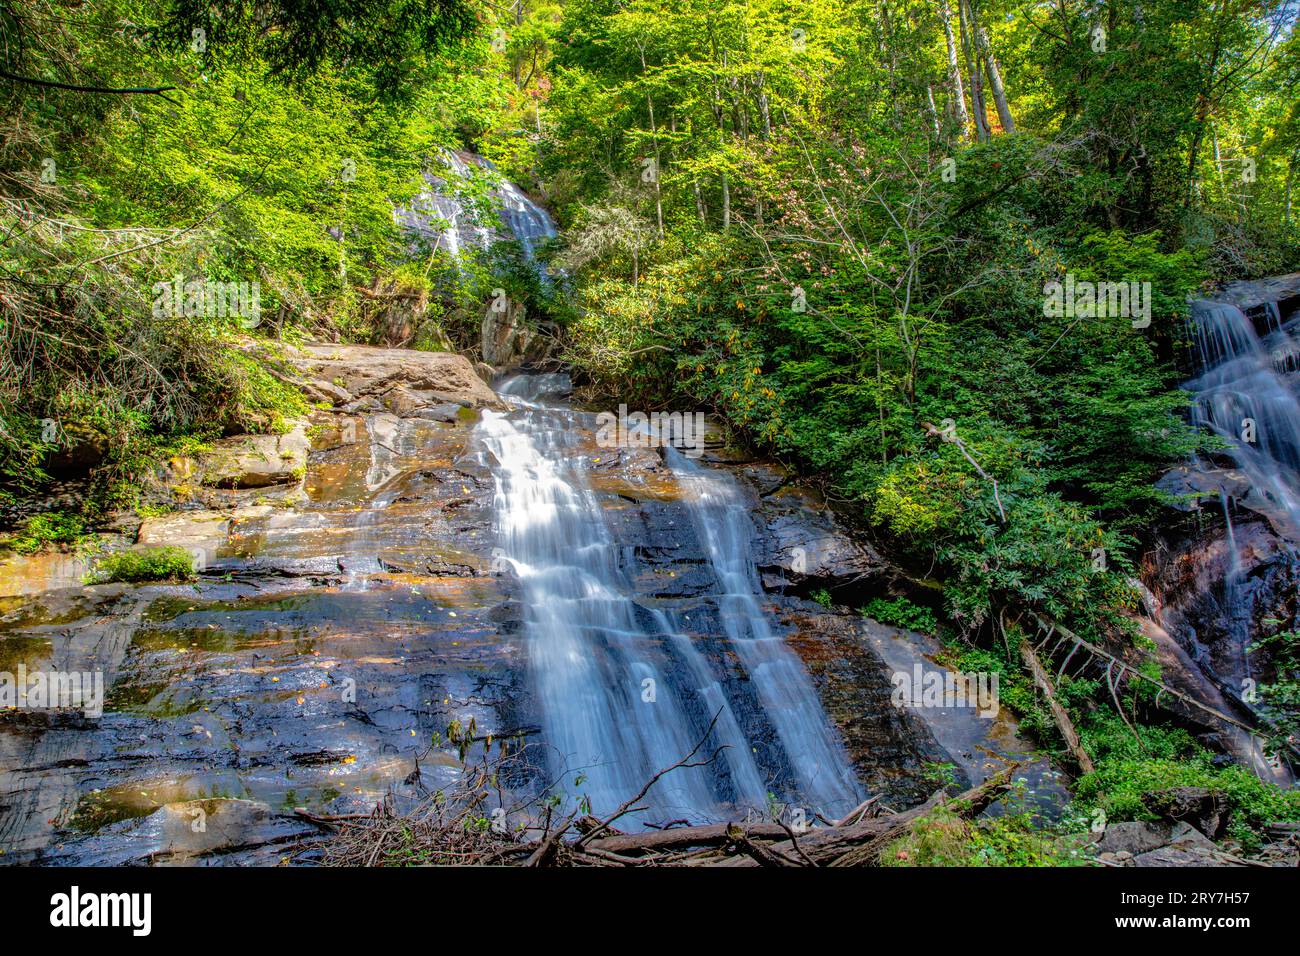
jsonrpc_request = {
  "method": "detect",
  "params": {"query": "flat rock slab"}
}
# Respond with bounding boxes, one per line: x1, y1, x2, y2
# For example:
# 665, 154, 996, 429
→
291, 343, 498, 408
43, 798, 316, 865
1214, 271, 1300, 310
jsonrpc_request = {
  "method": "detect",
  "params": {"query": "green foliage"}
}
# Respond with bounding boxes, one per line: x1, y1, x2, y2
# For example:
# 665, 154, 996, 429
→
1251, 627, 1300, 758
863, 596, 939, 634
0, 0, 508, 509
1074, 715, 1300, 846
541, 0, 1296, 656
883, 804, 1089, 867
154, 0, 477, 100
2, 512, 89, 555
809, 588, 833, 609
86, 546, 197, 584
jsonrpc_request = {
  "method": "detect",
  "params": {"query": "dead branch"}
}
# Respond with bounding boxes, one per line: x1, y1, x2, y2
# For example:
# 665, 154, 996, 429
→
1019, 639, 1095, 774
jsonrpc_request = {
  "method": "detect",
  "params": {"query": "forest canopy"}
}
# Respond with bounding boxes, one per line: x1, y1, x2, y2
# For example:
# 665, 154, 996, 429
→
3, 0, 1298, 624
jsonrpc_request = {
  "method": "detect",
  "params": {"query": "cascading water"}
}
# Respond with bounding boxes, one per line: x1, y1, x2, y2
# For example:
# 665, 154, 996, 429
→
474, 376, 862, 823
1176, 296, 1300, 783
397, 149, 557, 263
407, 151, 863, 821
665, 449, 865, 813
1185, 299, 1300, 539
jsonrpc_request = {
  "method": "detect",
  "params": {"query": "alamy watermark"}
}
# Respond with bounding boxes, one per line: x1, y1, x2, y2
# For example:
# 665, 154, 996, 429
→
1, 665, 104, 718
595, 404, 707, 459
152, 274, 262, 329
1043, 273, 1151, 329
890, 664, 999, 718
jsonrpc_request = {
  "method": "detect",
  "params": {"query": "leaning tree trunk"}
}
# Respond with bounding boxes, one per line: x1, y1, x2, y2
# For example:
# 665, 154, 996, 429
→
937, 0, 969, 142
959, 0, 990, 141
969, 0, 1014, 133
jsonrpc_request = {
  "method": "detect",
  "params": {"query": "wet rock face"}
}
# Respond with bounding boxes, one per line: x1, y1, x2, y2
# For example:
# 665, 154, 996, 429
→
1151, 515, 1298, 698
0, 357, 1062, 863
1141, 514, 1297, 786
0, 347, 513, 864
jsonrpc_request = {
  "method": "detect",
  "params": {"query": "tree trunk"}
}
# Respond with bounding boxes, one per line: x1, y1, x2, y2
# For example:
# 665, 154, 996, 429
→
639, 45, 665, 240
959, 0, 990, 141
721, 169, 731, 231
1020, 641, 1096, 774
969, 0, 1014, 133
925, 84, 942, 139
938, 0, 969, 142
1212, 123, 1225, 192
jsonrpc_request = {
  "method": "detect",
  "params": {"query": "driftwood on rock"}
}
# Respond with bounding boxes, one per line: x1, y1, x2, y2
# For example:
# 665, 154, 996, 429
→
318, 711, 1022, 867
569, 763, 1020, 868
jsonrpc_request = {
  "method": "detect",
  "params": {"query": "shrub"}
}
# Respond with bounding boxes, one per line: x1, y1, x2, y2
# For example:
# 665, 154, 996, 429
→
1073, 715, 1300, 847
863, 596, 939, 633
87, 547, 196, 584
883, 805, 1089, 867
3, 512, 88, 555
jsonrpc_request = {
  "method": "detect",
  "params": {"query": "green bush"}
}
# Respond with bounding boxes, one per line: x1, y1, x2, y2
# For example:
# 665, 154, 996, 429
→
883, 804, 1089, 867
863, 596, 939, 633
1073, 715, 1300, 846
87, 547, 196, 584
3, 512, 88, 555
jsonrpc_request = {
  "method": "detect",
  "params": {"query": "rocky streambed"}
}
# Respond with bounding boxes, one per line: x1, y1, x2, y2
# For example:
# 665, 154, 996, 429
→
0, 343, 1061, 865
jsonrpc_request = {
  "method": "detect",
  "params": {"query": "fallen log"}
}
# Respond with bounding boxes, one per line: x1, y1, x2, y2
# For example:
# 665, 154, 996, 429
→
1020, 640, 1095, 774
701, 764, 1021, 868
586, 821, 793, 855
826, 764, 1020, 867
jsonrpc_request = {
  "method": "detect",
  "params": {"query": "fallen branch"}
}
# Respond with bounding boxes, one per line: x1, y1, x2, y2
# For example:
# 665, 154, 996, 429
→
1019, 640, 1095, 774
0, 68, 178, 98
575, 709, 726, 848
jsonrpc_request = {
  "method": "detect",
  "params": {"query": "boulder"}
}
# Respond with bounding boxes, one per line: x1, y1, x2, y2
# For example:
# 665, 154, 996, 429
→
291, 343, 498, 407
1095, 820, 1181, 856
1141, 786, 1230, 839
301, 378, 355, 406
1131, 822, 1237, 867
43, 421, 109, 476
201, 420, 311, 488
379, 385, 469, 419
481, 298, 551, 367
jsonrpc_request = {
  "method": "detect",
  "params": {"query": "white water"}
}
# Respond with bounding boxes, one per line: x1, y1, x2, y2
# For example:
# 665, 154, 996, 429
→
1185, 298, 1299, 783
475, 377, 862, 823
397, 150, 557, 263
1187, 299, 1300, 538
666, 448, 866, 813
413, 153, 862, 821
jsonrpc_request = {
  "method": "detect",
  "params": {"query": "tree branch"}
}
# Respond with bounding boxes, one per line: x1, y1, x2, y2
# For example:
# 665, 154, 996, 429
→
0, 68, 177, 98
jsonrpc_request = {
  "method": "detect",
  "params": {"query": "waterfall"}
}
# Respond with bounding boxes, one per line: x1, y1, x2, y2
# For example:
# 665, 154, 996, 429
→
474, 376, 862, 823
1218, 491, 1250, 683
397, 149, 557, 265
664, 449, 865, 815
1186, 299, 1300, 539
421, 152, 865, 821
1182, 296, 1300, 783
